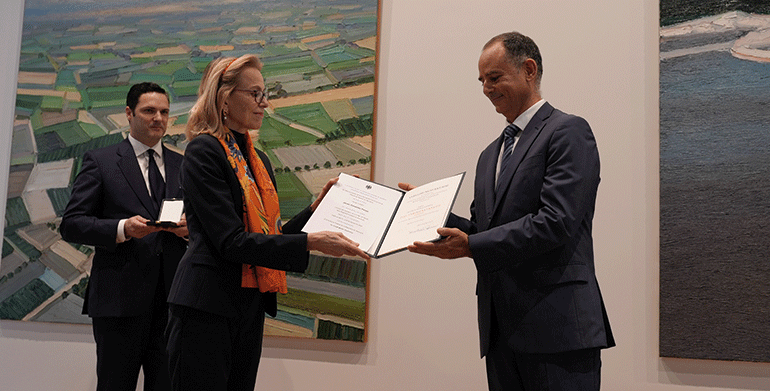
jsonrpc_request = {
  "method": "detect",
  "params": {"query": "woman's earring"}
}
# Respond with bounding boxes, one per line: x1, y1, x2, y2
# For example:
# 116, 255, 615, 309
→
223, 111, 228, 121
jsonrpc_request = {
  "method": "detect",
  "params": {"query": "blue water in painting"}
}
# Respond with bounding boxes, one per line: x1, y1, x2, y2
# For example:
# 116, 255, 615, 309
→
274, 310, 315, 331
659, 47, 770, 361
660, 49, 770, 250
660, 51, 770, 169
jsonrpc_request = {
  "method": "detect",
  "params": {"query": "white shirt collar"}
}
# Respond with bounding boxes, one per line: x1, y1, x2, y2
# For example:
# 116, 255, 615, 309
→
510, 99, 546, 131
128, 134, 163, 159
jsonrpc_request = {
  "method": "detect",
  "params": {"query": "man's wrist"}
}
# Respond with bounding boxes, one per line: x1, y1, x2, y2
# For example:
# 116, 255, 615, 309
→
117, 218, 129, 242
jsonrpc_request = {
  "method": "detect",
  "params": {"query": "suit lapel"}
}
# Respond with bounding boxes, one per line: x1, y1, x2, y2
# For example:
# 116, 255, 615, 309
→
117, 138, 157, 218
493, 103, 554, 211
476, 137, 502, 231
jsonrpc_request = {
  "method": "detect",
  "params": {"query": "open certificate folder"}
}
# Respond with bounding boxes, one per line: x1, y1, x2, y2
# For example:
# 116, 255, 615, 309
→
302, 172, 465, 258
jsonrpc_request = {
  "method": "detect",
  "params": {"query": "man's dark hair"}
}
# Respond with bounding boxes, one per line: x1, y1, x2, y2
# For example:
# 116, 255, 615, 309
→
126, 82, 168, 112
485, 32, 543, 84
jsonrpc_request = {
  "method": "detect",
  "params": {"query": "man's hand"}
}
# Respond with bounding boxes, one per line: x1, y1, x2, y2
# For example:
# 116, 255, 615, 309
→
398, 182, 415, 191
124, 215, 162, 239
408, 227, 472, 259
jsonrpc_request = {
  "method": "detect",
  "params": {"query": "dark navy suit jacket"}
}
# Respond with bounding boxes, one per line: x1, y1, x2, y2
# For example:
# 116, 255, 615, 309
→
60, 137, 187, 317
448, 102, 615, 357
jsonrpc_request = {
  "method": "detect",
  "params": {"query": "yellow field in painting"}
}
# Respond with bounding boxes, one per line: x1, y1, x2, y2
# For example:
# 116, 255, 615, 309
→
269, 83, 374, 108
321, 99, 357, 122
295, 164, 371, 194
355, 36, 377, 51
17, 88, 81, 102
17, 71, 56, 85
350, 135, 372, 151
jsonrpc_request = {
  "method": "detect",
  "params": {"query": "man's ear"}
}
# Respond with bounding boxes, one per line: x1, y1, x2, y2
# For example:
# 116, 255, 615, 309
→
125, 106, 133, 123
523, 58, 538, 82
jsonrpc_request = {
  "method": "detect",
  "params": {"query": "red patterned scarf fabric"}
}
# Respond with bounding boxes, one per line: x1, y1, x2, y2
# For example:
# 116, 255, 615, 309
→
217, 132, 287, 293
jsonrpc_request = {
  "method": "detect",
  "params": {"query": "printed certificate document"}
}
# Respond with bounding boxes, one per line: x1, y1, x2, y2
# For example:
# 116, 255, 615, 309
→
302, 172, 465, 258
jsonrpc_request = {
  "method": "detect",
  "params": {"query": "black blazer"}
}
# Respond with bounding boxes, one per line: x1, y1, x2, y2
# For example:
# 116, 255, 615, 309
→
167, 134, 311, 318
448, 102, 615, 357
60, 138, 187, 317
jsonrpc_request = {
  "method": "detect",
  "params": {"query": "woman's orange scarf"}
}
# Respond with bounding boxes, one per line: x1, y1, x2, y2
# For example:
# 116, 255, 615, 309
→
218, 132, 287, 293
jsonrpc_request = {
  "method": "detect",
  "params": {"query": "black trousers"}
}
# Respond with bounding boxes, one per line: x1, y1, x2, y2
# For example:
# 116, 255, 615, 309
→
166, 290, 266, 391
485, 306, 601, 391
91, 278, 170, 391
486, 345, 601, 391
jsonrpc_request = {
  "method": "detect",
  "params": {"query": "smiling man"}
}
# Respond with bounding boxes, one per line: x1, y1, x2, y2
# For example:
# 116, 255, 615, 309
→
405, 32, 615, 390
61, 82, 188, 391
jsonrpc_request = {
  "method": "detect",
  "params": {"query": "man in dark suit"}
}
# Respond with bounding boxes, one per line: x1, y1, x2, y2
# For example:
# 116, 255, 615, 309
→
60, 82, 188, 391
405, 32, 615, 390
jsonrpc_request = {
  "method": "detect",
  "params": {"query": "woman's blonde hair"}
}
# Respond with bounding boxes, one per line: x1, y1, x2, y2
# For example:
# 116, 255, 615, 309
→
186, 54, 263, 140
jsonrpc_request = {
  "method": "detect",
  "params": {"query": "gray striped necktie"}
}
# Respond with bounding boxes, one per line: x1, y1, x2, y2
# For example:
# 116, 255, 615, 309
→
496, 124, 521, 193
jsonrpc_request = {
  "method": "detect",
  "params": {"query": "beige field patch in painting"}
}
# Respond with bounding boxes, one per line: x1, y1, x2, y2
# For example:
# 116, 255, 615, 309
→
199, 45, 235, 53
17, 72, 57, 85
130, 44, 191, 58
355, 36, 377, 51
302, 32, 340, 44
16, 88, 83, 102
269, 83, 374, 109
295, 164, 371, 195
350, 135, 373, 151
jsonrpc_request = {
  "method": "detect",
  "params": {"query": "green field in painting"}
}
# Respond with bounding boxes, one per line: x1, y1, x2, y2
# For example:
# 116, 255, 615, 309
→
261, 56, 323, 79
82, 86, 131, 110
275, 171, 310, 199
261, 45, 304, 58
258, 116, 320, 149
274, 102, 338, 135
278, 287, 365, 323
129, 73, 173, 86
317, 44, 374, 64
143, 61, 189, 75
275, 171, 312, 219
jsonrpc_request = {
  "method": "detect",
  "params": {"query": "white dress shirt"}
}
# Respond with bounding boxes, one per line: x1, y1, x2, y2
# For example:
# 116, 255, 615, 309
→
116, 135, 166, 242
496, 99, 546, 183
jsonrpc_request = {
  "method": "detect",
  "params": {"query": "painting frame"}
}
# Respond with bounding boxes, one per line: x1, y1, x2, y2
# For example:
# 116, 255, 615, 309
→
2, 0, 381, 344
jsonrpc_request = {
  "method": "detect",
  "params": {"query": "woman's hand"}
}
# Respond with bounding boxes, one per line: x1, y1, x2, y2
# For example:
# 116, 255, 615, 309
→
307, 231, 371, 260
310, 177, 340, 212
165, 213, 189, 238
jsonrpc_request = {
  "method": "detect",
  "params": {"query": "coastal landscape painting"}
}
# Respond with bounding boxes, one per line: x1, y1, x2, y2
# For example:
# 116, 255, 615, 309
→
659, 0, 770, 362
1, 0, 378, 342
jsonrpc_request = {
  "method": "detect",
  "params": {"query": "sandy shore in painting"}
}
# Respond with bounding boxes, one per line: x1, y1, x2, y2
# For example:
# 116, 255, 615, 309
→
661, 11, 770, 62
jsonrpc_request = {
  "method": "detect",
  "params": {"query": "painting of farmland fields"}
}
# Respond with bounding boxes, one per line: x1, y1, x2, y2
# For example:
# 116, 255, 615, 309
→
2, 0, 378, 343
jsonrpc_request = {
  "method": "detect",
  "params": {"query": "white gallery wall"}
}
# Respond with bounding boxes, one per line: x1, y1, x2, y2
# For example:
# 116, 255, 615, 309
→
1, 0, 769, 390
